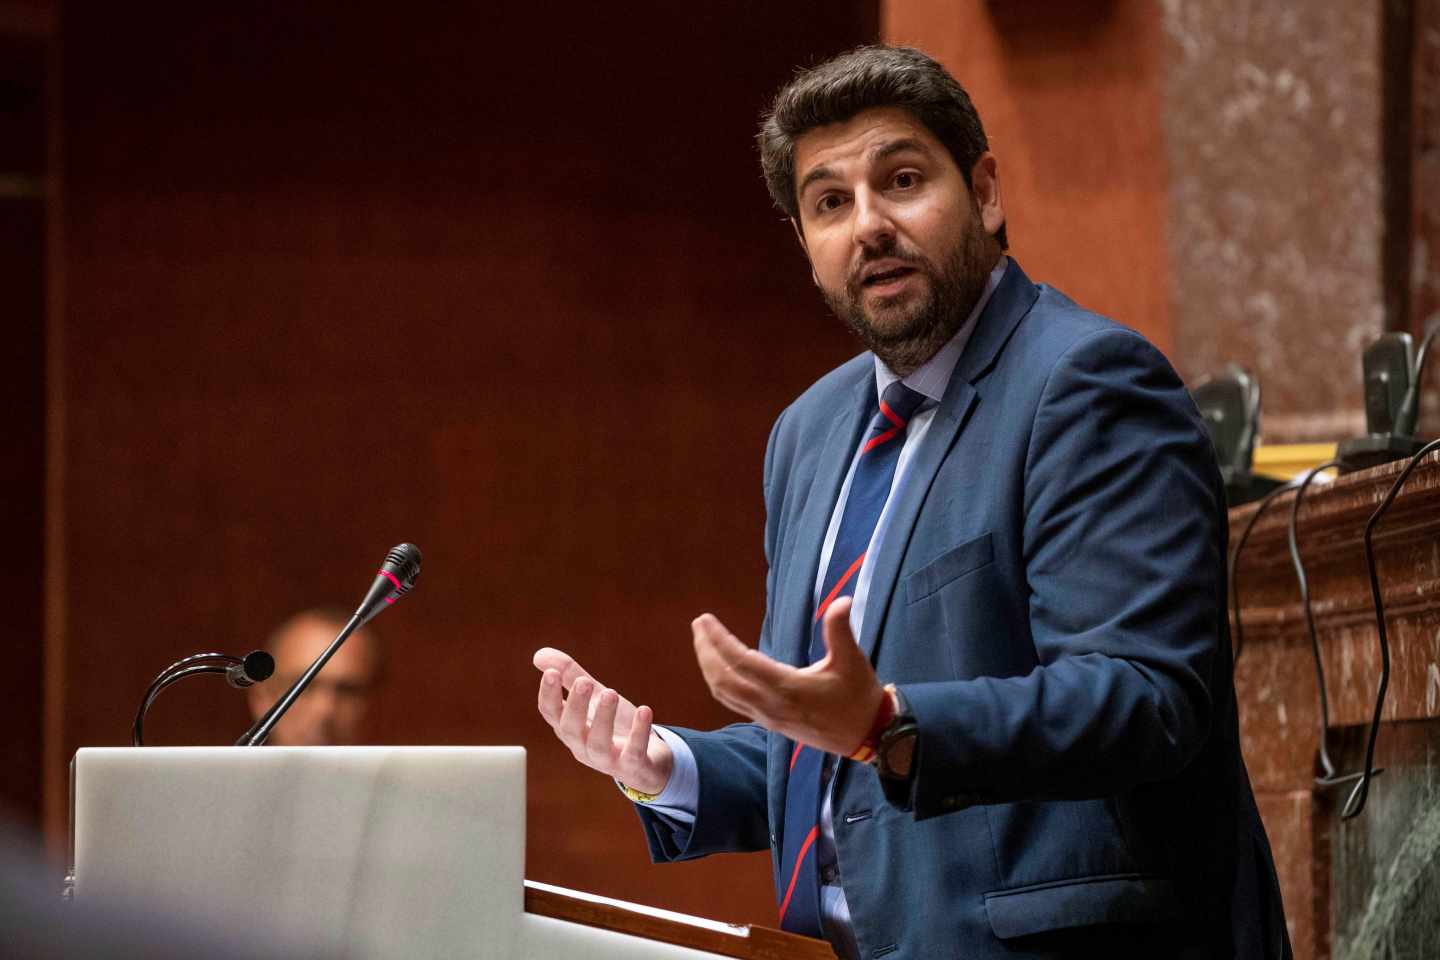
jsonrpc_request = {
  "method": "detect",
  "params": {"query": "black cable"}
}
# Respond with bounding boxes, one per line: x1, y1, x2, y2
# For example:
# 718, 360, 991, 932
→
1230, 478, 1301, 673
1416, 323, 1437, 376
1345, 438, 1440, 820
1285, 459, 1346, 782
1394, 323, 1438, 436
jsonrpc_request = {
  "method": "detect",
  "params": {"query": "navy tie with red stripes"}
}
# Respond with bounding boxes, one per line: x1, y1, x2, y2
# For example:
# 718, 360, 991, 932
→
776, 379, 928, 937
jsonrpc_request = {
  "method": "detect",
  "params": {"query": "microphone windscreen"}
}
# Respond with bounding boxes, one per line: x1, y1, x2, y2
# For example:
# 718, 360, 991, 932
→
225, 650, 275, 689
381, 543, 422, 590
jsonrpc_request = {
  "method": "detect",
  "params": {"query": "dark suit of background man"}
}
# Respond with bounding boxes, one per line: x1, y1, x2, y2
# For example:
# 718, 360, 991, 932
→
535, 46, 1291, 959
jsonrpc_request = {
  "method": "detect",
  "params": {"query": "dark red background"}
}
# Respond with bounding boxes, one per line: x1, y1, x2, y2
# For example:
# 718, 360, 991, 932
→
46, 2, 875, 922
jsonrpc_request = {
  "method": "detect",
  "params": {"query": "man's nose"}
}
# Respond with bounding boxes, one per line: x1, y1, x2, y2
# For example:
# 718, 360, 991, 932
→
851, 187, 895, 249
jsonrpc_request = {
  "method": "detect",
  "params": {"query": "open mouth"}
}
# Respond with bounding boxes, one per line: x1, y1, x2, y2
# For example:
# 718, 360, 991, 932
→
861, 266, 917, 288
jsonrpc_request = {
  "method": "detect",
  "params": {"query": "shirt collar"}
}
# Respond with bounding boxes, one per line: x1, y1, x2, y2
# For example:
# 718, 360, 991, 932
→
874, 255, 1008, 405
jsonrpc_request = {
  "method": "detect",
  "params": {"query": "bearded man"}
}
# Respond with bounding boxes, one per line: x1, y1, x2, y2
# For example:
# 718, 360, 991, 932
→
535, 45, 1290, 959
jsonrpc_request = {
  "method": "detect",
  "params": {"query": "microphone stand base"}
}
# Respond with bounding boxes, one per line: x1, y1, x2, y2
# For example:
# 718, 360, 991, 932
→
1337, 435, 1427, 474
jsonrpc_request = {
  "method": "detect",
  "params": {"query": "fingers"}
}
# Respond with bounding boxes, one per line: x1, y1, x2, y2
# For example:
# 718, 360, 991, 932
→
693, 614, 791, 686
692, 615, 754, 704
619, 705, 672, 796
690, 614, 749, 670
621, 704, 653, 770
585, 687, 620, 760
691, 613, 793, 721
534, 649, 665, 787
532, 647, 593, 692
537, 668, 566, 725
557, 676, 596, 752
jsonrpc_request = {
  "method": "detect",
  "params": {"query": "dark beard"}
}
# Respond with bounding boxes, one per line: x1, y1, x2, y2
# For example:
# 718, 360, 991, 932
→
822, 215, 997, 377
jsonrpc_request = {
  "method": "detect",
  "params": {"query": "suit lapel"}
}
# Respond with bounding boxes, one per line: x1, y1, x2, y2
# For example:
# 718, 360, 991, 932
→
857, 260, 1041, 660
774, 367, 873, 668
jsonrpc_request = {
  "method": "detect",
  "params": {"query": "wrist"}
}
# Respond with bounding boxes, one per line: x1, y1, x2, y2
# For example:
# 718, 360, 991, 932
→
874, 686, 918, 781
848, 684, 898, 763
621, 729, 674, 800
632, 734, 673, 796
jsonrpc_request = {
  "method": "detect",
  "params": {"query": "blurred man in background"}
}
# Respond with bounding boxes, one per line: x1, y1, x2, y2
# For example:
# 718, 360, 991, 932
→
247, 608, 384, 746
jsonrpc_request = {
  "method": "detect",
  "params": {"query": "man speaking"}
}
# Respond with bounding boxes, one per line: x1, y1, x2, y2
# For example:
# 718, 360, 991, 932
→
534, 46, 1290, 959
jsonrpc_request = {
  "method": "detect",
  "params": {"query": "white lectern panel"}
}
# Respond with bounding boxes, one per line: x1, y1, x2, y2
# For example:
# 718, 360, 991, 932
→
74, 747, 525, 958
73, 746, 756, 959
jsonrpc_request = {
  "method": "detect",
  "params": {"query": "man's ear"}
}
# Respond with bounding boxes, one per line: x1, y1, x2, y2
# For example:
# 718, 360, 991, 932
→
970, 152, 1004, 239
789, 217, 820, 286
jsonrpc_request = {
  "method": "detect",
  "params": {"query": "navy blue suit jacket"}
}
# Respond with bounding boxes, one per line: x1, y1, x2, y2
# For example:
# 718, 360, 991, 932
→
638, 261, 1290, 959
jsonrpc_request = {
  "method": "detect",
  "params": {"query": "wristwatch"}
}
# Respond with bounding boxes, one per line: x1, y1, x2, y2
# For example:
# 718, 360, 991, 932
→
618, 780, 661, 804
874, 686, 919, 782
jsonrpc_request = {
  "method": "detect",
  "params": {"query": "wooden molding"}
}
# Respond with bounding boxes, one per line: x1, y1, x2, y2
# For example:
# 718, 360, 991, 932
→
1230, 452, 1440, 960
524, 885, 837, 959
1229, 453, 1440, 730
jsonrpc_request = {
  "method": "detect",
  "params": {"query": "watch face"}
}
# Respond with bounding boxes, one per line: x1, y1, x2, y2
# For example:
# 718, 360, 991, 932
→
879, 723, 918, 780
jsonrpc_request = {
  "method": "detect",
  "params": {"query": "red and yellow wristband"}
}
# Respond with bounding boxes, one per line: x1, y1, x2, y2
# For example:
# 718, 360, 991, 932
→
848, 683, 899, 764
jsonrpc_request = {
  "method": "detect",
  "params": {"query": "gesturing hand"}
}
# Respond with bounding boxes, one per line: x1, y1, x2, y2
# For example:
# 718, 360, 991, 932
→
692, 597, 885, 756
532, 648, 674, 796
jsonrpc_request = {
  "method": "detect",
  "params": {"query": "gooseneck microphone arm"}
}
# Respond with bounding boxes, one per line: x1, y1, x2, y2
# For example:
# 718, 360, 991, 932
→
236, 542, 421, 747
132, 650, 274, 747
235, 614, 365, 746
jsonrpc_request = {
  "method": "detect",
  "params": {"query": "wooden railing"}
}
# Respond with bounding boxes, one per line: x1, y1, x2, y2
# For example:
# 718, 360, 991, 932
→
524, 882, 837, 959
1228, 452, 1440, 960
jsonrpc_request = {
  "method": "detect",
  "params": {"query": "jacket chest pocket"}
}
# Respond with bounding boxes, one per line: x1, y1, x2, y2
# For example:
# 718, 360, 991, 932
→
900, 531, 1033, 679
905, 531, 994, 604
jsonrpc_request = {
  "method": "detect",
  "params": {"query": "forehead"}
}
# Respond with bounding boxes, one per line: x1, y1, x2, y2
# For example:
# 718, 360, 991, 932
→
792, 106, 951, 186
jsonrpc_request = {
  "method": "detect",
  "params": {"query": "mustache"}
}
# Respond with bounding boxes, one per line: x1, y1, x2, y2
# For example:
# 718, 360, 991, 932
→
846, 242, 929, 293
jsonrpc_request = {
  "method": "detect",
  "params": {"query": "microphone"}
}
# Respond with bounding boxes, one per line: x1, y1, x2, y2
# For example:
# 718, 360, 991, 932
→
236, 543, 422, 746
132, 649, 276, 747
224, 650, 275, 689
1337, 332, 1430, 471
353, 542, 423, 626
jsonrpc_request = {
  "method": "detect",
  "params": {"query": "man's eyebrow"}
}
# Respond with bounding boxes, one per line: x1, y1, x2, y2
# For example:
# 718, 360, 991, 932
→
796, 164, 837, 200
869, 137, 932, 163
796, 138, 936, 201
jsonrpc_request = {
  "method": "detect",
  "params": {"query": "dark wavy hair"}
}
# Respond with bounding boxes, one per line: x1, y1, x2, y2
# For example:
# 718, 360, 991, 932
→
758, 45, 1007, 250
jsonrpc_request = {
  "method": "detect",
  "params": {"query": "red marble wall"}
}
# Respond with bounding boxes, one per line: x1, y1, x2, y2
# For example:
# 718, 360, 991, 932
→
1413, 0, 1440, 435
882, 0, 1172, 351
1161, 2, 1384, 443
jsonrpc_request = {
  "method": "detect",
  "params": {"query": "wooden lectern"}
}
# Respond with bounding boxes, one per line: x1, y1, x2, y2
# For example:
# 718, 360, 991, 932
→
69, 747, 834, 959
1229, 454, 1440, 960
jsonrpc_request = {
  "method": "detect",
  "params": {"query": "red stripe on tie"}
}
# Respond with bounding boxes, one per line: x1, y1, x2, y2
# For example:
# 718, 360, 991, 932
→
814, 551, 866, 623
789, 742, 804, 771
879, 399, 907, 429
862, 426, 899, 454
777, 825, 820, 926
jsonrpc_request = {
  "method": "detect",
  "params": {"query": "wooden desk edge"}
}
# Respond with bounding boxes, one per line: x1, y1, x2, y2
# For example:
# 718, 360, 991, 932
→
523, 885, 837, 959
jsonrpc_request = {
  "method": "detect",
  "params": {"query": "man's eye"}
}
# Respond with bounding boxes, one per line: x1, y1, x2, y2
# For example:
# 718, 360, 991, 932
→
893, 171, 919, 189
817, 194, 845, 213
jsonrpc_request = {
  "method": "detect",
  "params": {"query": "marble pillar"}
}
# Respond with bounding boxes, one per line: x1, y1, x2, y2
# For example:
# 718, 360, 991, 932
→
1161, 0, 1385, 442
